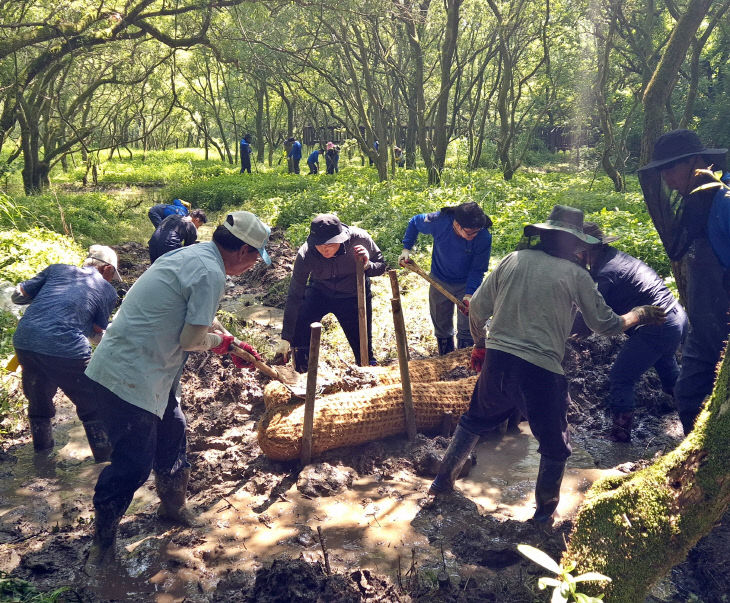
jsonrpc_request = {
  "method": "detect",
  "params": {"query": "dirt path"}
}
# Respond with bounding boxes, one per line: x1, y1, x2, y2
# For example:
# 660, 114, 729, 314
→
1, 238, 729, 602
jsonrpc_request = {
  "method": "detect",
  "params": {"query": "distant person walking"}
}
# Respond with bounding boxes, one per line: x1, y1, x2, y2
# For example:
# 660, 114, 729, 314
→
325, 142, 337, 175
148, 209, 207, 263
240, 134, 253, 174
287, 137, 302, 174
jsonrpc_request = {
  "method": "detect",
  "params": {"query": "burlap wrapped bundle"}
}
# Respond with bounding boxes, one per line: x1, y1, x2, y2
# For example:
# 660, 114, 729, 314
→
263, 348, 472, 409
257, 376, 477, 461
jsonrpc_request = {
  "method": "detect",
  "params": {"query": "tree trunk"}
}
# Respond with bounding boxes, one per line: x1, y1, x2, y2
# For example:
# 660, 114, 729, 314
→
564, 342, 730, 602
255, 81, 265, 164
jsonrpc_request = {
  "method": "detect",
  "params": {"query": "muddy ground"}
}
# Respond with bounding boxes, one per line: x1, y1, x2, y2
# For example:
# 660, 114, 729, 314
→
1, 236, 729, 602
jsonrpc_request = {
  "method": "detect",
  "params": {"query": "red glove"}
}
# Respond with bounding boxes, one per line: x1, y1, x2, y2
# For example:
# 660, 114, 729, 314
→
210, 334, 234, 355
230, 342, 261, 370
460, 296, 471, 316
470, 347, 486, 372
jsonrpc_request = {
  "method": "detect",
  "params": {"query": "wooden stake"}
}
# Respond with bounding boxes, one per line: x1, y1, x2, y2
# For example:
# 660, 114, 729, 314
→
389, 272, 417, 441
300, 322, 322, 465
389, 270, 409, 361
356, 261, 369, 366
317, 525, 331, 575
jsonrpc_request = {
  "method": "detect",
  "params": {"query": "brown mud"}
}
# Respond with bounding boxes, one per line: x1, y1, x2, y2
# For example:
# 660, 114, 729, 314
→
1, 237, 728, 602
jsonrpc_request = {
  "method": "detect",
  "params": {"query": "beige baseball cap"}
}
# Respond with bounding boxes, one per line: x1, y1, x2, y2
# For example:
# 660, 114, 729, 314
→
87, 245, 123, 281
223, 211, 272, 265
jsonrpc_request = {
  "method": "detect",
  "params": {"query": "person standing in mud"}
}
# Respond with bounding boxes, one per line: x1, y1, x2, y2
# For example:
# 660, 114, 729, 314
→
572, 223, 688, 442
276, 214, 386, 372
148, 209, 207, 263
638, 129, 730, 435
11, 245, 120, 462
428, 205, 666, 528
398, 202, 492, 355
84, 211, 271, 570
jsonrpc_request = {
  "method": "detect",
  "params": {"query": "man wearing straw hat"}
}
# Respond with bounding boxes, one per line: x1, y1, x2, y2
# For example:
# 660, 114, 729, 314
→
428, 205, 666, 528
84, 211, 271, 570
638, 129, 730, 434
573, 222, 688, 442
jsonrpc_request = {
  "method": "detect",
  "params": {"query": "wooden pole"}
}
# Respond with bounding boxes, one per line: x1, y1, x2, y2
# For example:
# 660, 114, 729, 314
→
389, 270, 417, 441
403, 260, 468, 314
356, 260, 369, 366
300, 322, 322, 465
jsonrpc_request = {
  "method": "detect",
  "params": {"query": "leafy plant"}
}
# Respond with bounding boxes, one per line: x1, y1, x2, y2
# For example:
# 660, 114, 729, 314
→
0, 570, 69, 602
517, 543, 611, 602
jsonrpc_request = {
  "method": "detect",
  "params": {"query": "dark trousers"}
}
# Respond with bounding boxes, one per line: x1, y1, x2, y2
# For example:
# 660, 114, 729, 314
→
292, 286, 374, 365
609, 305, 688, 412
308, 161, 318, 174
92, 363, 188, 517
428, 277, 470, 340
675, 239, 730, 418
16, 349, 99, 423
459, 348, 572, 462
240, 156, 251, 174
290, 158, 300, 174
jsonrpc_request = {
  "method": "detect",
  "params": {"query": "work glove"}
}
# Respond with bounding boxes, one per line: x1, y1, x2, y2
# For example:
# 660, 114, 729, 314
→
460, 294, 471, 316
353, 244, 370, 268
470, 347, 486, 372
398, 249, 411, 266
631, 305, 666, 326
274, 339, 291, 363
231, 342, 260, 370
210, 334, 234, 354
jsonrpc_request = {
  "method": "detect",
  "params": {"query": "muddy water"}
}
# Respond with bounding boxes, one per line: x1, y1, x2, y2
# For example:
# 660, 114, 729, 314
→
1, 399, 623, 600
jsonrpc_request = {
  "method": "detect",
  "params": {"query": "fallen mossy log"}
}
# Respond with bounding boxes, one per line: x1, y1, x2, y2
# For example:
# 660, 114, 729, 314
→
564, 345, 730, 602
258, 376, 476, 460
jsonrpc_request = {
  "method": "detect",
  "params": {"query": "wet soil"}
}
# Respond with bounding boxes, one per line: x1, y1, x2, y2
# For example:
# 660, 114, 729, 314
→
1, 237, 728, 602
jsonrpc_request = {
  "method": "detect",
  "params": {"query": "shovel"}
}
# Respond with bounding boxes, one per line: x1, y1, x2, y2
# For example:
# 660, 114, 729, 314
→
229, 343, 307, 397
402, 260, 469, 314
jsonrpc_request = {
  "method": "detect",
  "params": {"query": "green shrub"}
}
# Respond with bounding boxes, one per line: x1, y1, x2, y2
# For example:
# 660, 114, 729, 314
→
0, 229, 84, 284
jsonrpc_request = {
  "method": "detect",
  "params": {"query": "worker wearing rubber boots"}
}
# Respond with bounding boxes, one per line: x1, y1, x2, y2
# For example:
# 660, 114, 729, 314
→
84, 212, 270, 571
399, 202, 492, 355
638, 129, 730, 435
277, 214, 386, 371
573, 222, 688, 442
11, 245, 120, 463
429, 205, 667, 527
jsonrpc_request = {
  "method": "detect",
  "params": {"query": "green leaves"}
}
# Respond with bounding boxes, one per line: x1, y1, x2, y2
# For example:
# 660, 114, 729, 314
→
518, 544, 611, 603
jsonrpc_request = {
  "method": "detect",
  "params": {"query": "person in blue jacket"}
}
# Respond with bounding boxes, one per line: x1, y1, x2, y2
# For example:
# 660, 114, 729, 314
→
148, 199, 191, 227
399, 202, 492, 354
287, 137, 302, 174
240, 134, 252, 174
307, 148, 322, 174
572, 222, 688, 442
638, 129, 730, 435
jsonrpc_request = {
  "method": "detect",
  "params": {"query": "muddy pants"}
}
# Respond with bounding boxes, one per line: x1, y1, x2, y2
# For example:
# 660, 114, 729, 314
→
459, 348, 572, 462
91, 361, 189, 520
15, 349, 99, 423
292, 285, 374, 367
675, 240, 730, 423
428, 277, 471, 343
608, 305, 688, 412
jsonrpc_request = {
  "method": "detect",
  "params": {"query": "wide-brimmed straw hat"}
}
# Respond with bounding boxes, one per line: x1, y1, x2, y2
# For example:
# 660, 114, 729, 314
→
523, 205, 599, 245
582, 221, 620, 244
639, 129, 726, 172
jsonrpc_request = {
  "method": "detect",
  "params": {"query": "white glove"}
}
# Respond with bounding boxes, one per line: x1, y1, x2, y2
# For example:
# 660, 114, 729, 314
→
275, 339, 291, 362
398, 249, 411, 266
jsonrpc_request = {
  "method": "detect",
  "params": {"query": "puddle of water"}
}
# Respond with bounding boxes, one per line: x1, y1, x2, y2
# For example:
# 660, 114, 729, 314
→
1, 399, 622, 601
219, 296, 284, 330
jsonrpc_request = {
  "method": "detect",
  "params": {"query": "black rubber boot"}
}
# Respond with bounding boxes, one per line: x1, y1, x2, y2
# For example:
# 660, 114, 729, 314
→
429, 425, 480, 495
82, 420, 112, 463
155, 467, 199, 527
678, 409, 698, 436
293, 347, 309, 373
457, 337, 474, 349
609, 411, 634, 443
533, 456, 566, 525
437, 337, 455, 356
85, 503, 122, 573
29, 419, 54, 452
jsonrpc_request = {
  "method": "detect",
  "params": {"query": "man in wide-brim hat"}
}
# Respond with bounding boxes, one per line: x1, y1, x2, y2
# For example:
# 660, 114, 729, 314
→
572, 222, 688, 442
638, 129, 730, 435
427, 204, 666, 528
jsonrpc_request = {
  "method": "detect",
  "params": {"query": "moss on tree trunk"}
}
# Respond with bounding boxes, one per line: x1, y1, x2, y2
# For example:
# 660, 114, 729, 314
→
563, 344, 730, 602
